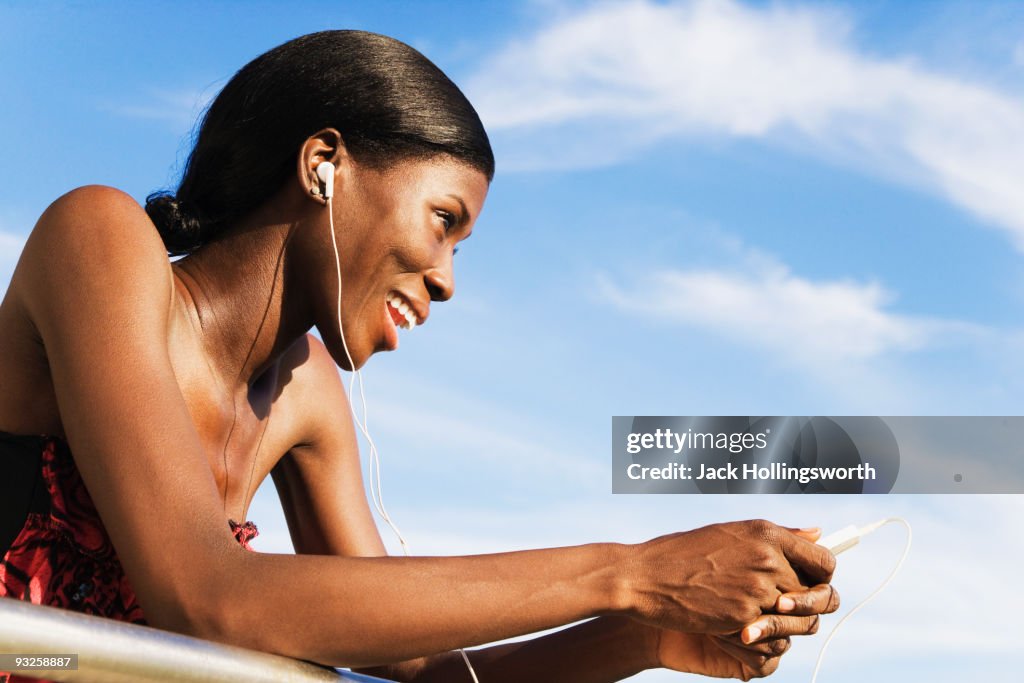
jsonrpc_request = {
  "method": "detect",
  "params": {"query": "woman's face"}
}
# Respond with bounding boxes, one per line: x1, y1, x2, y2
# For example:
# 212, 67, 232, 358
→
316, 156, 489, 370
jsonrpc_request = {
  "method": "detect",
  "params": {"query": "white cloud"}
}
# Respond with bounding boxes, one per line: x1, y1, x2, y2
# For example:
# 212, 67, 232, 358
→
598, 244, 979, 366
369, 399, 605, 487
467, 0, 1024, 248
0, 230, 26, 256
101, 86, 217, 128
0, 229, 27, 300
1014, 39, 1024, 68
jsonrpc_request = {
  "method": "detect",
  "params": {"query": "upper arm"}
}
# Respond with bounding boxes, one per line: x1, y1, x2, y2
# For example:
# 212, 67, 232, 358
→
19, 186, 240, 632
271, 334, 386, 558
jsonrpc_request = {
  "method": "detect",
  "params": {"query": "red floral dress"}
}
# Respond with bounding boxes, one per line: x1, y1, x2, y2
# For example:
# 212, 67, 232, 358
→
0, 432, 258, 683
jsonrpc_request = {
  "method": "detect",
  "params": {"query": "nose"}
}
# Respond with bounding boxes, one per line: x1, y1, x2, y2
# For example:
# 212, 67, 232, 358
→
424, 259, 454, 302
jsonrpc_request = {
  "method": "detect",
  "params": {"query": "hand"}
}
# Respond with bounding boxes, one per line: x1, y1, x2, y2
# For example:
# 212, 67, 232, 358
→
735, 527, 840, 645
654, 629, 789, 680
650, 577, 840, 681
736, 580, 840, 646
625, 520, 836, 635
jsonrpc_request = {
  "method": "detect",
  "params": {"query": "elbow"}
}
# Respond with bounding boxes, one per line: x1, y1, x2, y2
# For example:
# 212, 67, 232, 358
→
140, 581, 239, 646
135, 549, 258, 651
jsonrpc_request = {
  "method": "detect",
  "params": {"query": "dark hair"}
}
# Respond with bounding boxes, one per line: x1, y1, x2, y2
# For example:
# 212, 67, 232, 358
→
146, 30, 494, 256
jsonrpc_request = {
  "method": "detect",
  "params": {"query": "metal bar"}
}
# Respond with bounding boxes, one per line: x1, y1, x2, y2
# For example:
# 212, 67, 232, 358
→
0, 598, 394, 682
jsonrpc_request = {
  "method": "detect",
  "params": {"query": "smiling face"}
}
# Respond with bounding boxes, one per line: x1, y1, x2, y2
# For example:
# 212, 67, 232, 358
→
313, 155, 489, 370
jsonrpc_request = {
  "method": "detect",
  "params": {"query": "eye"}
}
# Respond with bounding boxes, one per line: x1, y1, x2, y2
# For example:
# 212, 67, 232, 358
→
435, 210, 457, 233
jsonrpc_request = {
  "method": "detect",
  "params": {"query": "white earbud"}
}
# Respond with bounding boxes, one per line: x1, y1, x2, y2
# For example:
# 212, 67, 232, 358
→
316, 161, 335, 200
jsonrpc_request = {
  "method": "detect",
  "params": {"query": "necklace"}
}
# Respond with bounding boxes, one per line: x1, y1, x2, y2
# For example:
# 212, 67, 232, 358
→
218, 238, 289, 523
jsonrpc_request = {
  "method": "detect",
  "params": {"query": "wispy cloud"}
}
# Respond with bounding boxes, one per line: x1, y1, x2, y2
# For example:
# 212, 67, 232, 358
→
100, 86, 217, 129
599, 243, 979, 366
1014, 39, 1024, 68
467, 0, 1024, 248
372, 400, 604, 486
0, 230, 26, 256
0, 228, 27, 300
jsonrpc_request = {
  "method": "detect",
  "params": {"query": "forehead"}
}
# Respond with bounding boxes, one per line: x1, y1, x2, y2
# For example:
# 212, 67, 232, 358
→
360, 156, 489, 219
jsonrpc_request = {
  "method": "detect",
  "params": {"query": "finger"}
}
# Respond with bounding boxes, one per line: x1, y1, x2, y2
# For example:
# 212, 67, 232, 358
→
741, 614, 822, 644
711, 635, 786, 671
784, 526, 822, 543
776, 583, 841, 615
715, 633, 792, 658
777, 528, 836, 584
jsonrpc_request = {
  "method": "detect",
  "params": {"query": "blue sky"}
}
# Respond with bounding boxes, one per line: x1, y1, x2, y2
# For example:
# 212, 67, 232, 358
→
2, 1, 1023, 681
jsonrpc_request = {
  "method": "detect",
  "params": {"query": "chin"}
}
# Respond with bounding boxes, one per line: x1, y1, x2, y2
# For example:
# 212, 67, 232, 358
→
340, 346, 370, 372
316, 325, 365, 371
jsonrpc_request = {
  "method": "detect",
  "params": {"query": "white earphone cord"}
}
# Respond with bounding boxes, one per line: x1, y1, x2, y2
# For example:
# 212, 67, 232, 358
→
329, 187, 913, 683
810, 517, 912, 683
326, 197, 480, 682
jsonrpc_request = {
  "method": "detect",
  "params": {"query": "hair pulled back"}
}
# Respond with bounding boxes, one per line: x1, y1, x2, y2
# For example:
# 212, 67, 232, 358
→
146, 30, 494, 256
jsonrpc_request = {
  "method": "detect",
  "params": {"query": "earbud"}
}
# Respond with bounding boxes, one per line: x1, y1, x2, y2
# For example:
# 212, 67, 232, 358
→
316, 161, 335, 201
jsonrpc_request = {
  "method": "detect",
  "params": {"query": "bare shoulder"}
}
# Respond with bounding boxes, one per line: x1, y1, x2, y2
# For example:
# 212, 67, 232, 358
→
270, 333, 379, 559
275, 332, 352, 450
277, 333, 349, 409
17, 185, 171, 317
27, 185, 165, 261
278, 332, 339, 383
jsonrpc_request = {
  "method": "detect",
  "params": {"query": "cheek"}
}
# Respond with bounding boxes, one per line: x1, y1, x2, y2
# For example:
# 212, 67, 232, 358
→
396, 240, 438, 272
336, 201, 437, 278
374, 226, 437, 273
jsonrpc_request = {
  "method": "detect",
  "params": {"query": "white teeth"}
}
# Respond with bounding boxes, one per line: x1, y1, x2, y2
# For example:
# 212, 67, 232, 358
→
388, 293, 419, 330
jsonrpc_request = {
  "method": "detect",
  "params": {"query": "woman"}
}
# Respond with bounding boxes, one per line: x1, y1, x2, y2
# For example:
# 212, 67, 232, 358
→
0, 31, 838, 681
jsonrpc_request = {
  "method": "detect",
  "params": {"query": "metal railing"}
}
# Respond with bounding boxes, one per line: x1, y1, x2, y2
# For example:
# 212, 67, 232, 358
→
0, 598, 394, 682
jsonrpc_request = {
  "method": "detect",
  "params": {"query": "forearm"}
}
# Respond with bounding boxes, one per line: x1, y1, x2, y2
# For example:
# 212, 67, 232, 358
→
198, 542, 630, 668
356, 616, 657, 683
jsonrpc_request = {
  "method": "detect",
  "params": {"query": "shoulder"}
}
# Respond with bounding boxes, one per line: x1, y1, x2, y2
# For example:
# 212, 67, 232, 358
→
275, 333, 351, 450
19, 186, 171, 309
16, 185, 174, 341
278, 333, 341, 383
30, 185, 162, 251
278, 332, 348, 409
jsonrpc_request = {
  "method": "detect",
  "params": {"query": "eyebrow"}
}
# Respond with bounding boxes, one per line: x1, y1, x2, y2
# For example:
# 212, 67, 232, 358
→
447, 194, 471, 226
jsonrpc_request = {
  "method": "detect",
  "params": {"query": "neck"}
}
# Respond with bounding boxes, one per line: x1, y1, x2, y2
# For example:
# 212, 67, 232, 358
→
170, 204, 314, 390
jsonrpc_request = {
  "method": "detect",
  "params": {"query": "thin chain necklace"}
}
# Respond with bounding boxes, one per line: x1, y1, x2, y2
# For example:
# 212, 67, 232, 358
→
219, 237, 289, 522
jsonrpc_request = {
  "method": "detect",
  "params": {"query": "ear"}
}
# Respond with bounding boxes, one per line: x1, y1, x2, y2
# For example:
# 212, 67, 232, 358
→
296, 129, 349, 204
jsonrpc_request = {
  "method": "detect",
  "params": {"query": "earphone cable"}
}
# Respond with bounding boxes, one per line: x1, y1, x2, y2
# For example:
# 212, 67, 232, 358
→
810, 517, 912, 682
325, 190, 478, 682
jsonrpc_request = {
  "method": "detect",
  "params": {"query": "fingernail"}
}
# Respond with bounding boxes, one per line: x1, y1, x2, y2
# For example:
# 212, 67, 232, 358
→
800, 527, 820, 533
778, 596, 796, 612
744, 626, 762, 643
